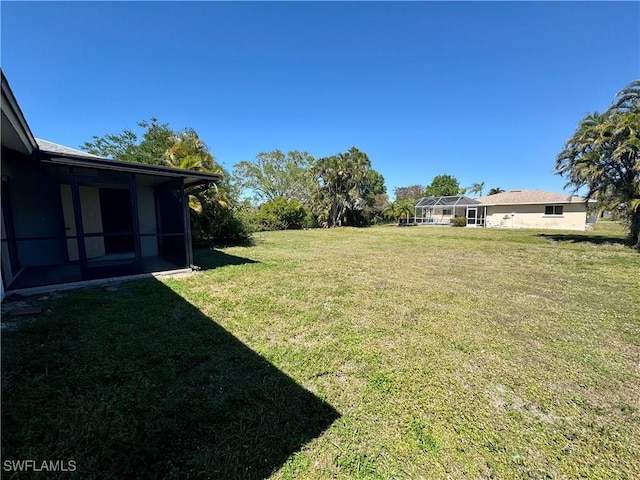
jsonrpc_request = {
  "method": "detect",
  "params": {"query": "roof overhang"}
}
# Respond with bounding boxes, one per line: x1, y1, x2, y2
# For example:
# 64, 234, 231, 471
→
1, 70, 38, 155
37, 150, 222, 187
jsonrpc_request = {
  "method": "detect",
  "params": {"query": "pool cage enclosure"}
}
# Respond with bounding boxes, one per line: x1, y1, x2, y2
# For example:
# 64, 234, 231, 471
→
409, 195, 487, 227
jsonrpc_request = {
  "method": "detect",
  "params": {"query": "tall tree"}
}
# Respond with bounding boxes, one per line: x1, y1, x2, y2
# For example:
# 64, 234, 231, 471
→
394, 185, 425, 201
81, 118, 174, 165
555, 80, 640, 248
488, 187, 505, 195
424, 174, 462, 197
312, 147, 374, 227
467, 182, 485, 197
359, 169, 386, 202
233, 150, 315, 205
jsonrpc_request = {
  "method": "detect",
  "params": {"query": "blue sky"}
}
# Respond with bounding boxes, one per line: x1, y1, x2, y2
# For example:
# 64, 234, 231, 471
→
2, 1, 638, 199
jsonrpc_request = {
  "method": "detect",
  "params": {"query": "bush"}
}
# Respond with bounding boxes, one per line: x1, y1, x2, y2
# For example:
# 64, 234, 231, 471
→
257, 197, 309, 230
191, 204, 253, 247
303, 210, 318, 229
450, 216, 467, 227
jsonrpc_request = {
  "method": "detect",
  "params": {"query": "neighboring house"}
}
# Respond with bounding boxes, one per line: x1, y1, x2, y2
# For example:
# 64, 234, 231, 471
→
413, 190, 593, 231
1, 70, 221, 294
476, 190, 593, 230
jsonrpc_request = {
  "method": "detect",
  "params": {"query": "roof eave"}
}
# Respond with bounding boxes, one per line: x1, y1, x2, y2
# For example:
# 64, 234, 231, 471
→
37, 151, 222, 185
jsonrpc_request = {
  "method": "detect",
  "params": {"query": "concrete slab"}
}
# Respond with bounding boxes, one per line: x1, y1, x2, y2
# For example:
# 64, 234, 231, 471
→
4, 268, 193, 297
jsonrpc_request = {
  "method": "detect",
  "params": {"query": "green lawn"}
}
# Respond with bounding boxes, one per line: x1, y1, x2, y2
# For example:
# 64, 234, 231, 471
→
2, 223, 639, 479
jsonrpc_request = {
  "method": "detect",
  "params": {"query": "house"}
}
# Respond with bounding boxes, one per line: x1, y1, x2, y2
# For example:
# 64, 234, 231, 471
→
1, 70, 221, 294
476, 190, 592, 230
413, 190, 593, 230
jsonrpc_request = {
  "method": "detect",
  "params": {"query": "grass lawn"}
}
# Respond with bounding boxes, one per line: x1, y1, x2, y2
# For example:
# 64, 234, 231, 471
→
2, 222, 639, 479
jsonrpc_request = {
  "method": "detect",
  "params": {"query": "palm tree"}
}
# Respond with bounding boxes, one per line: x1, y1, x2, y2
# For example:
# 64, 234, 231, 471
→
382, 202, 397, 222
164, 130, 220, 174
611, 79, 640, 113
384, 199, 414, 224
163, 130, 225, 214
555, 80, 640, 248
467, 182, 485, 197
313, 148, 372, 227
488, 187, 505, 195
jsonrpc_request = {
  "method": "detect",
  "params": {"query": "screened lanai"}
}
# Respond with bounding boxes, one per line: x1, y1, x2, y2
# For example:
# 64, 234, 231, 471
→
1, 144, 221, 291
1, 70, 221, 293
414, 195, 486, 227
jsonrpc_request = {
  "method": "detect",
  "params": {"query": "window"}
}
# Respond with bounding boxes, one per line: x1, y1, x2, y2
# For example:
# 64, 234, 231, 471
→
545, 205, 563, 215
442, 208, 452, 216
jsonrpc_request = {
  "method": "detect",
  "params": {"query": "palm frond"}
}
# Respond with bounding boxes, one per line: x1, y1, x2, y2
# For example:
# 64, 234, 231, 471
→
188, 194, 203, 214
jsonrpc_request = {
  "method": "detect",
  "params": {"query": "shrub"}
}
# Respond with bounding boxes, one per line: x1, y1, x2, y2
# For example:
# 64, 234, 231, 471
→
450, 216, 467, 227
191, 204, 253, 247
257, 197, 309, 230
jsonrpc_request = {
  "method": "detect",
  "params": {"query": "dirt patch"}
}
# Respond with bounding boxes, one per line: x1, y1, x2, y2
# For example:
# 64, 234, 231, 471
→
1, 292, 58, 330
489, 384, 569, 425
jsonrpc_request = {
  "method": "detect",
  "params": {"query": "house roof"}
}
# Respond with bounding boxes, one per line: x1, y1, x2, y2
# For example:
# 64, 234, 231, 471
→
476, 189, 587, 205
36, 138, 222, 187
36, 138, 104, 159
415, 195, 481, 207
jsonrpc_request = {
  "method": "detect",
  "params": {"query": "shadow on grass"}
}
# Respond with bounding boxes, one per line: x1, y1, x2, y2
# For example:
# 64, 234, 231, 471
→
537, 233, 630, 246
1, 279, 339, 479
193, 248, 259, 271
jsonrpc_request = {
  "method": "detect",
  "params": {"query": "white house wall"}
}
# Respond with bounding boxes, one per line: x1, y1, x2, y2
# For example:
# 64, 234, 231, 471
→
485, 204, 588, 230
